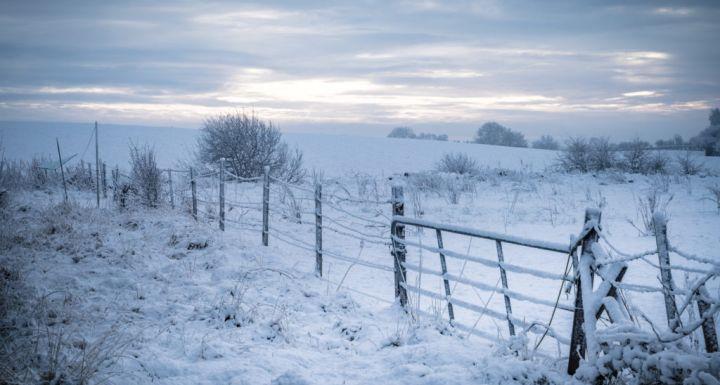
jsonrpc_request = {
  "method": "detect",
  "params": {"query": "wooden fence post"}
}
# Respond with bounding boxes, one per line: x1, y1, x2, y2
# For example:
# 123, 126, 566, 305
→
55, 138, 68, 203
190, 168, 197, 221
496, 240, 515, 336
167, 169, 174, 209
94, 121, 100, 208
435, 229, 454, 321
697, 285, 718, 353
112, 166, 119, 202
219, 159, 225, 231
102, 162, 107, 198
568, 208, 601, 375
653, 213, 680, 331
262, 166, 270, 246
315, 183, 323, 277
391, 185, 408, 307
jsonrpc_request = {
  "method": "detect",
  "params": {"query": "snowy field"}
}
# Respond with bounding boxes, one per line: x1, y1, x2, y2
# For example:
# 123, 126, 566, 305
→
2, 121, 562, 175
2, 121, 720, 384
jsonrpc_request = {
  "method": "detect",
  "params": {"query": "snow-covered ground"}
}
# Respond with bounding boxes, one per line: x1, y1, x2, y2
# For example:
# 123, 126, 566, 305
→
2, 121, 720, 384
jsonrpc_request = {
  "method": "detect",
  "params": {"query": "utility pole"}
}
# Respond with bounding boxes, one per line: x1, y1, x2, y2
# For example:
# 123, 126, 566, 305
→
95, 121, 100, 208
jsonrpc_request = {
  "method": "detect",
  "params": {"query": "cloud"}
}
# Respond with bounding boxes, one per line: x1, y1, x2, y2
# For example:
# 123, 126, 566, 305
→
0, 0, 717, 139
622, 90, 663, 98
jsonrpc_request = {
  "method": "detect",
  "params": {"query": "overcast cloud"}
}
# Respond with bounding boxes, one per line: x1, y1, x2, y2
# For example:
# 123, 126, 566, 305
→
0, 0, 718, 140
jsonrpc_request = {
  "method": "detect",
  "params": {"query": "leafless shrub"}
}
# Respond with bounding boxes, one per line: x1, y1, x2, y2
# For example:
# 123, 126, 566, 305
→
646, 152, 671, 174
705, 184, 720, 214
629, 189, 673, 236
619, 138, 651, 173
129, 143, 162, 208
435, 152, 479, 175
588, 137, 616, 171
676, 151, 705, 175
558, 137, 591, 172
197, 112, 305, 183
65, 160, 95, 190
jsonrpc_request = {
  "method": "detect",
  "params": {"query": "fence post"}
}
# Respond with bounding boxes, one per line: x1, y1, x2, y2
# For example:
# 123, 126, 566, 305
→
315, 183, 323, 277
496, 240, 515, 336
55, 138, 68, 203
102, 162, 107, 198
167, 169, 175, 209
697, 285, 718, 353
190, 168, 197, 221
435, 229, 454, 321
262, 166, 270, 246
391, 185, 408, 307
112, 166, 119, 202
568, 208, 601, 375
653, 213, 679, 331
95, 121, 100, 208
219, 159, 225, 231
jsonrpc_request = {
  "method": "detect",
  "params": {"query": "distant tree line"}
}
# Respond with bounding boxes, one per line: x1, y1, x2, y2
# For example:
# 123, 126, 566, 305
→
388, 127, 448, 141
387, 108, 720, 157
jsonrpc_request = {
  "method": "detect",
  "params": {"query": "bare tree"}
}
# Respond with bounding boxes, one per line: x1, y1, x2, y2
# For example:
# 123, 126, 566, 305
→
388, 127, 416, 138
197, 112, 305, 183
474, 122, 527, 147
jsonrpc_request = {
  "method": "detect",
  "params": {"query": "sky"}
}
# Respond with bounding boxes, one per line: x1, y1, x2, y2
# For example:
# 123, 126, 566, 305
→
0, 0, 719, 141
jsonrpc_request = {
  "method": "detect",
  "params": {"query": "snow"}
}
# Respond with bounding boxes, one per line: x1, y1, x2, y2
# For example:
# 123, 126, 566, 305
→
3, 121, 720, 384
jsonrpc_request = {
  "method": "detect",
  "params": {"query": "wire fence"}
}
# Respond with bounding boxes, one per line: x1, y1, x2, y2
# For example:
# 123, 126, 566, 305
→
98, 160, 720, 375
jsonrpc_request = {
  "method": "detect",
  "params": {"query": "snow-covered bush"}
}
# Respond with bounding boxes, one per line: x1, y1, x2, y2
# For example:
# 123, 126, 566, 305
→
647, 152, 671, 174
0, 156, 56, 190
575, 326, 720, 385
619, 139, 651, 173
129, 143, 162, 208
588, 137, 616, 172
559, 137, 592, 172
676, 151, 705, 176
436, 152, 479, 175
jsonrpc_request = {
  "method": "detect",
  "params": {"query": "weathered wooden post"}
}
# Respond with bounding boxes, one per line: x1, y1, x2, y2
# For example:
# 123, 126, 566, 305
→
568, 208, 601, 375
391, 185, 408, 307
315, 183, 323, 277
262, 166, 270, 246
190, 168, 197, 221
697, 285, 718, 353
56, 138, 68, 203
496, 240, 515, 336
653, 213, 680, 331
167, 169, 174, 209
436, 229, 454, 321
219, 159, 225, 231
94, 121, 100, 208
102, 162, 107, 198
